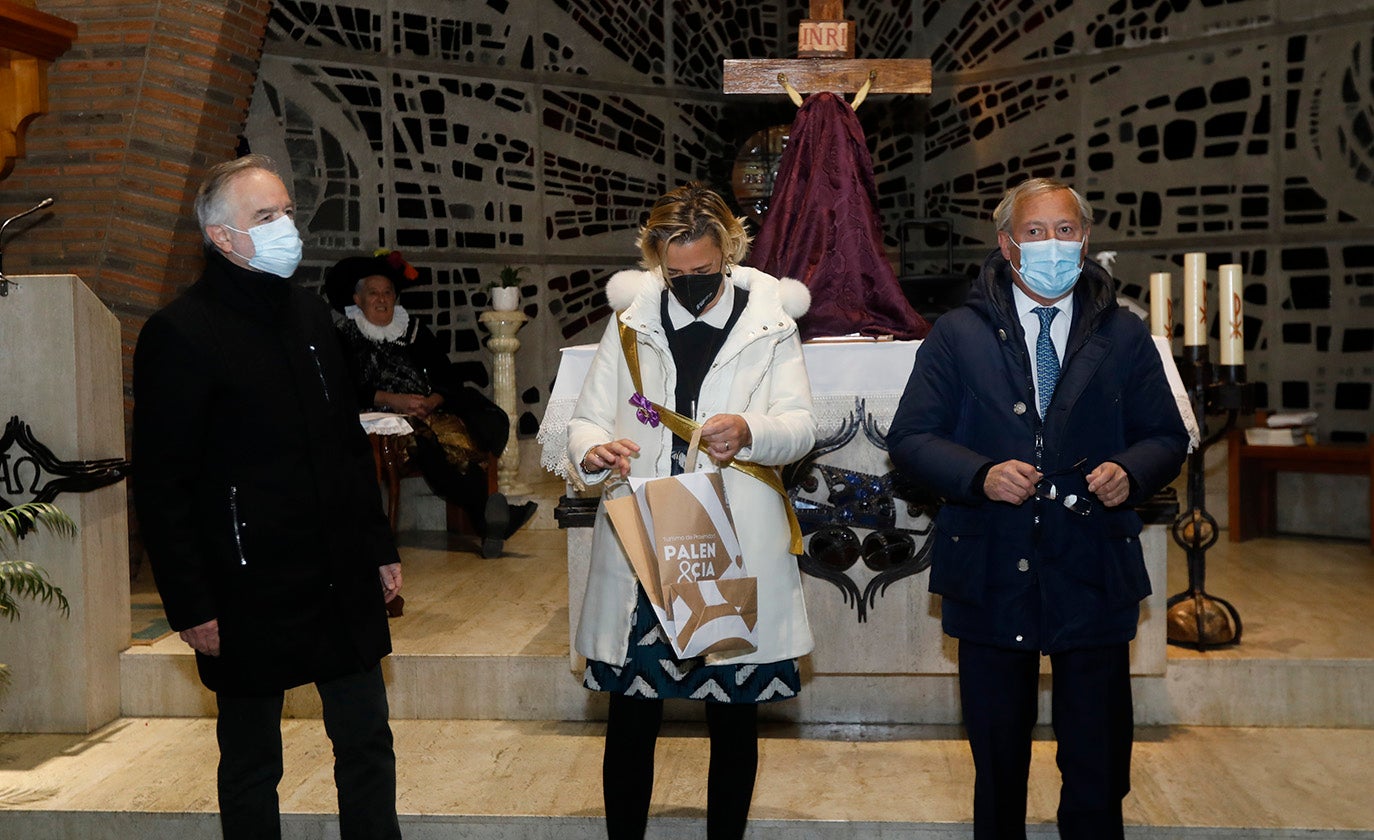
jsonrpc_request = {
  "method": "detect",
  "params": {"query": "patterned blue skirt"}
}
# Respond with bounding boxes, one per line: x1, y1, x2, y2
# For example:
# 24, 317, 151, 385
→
583, 584, 801, 703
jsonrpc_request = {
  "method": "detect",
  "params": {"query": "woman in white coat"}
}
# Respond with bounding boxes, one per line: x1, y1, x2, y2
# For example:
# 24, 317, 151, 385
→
568, 183, 816, 840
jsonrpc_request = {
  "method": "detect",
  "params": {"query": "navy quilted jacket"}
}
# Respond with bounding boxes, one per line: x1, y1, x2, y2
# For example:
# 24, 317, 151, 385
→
886, 249, 1187, 653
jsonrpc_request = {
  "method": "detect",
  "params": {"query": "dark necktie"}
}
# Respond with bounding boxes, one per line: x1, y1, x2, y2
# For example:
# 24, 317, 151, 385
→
1034, 306, 1060, 418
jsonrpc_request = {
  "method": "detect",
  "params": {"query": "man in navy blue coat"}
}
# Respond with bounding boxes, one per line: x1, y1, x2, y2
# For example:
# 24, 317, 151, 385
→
887, 178, 1187, 839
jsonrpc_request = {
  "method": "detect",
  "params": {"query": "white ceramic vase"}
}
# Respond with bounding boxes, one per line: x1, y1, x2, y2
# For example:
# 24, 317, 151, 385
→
491, 286, 520, 311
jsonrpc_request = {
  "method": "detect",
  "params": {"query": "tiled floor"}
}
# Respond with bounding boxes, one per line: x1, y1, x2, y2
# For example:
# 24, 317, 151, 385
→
2, 712, 1373, 837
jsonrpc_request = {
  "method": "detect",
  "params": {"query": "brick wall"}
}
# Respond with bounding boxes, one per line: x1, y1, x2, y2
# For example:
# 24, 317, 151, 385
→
1, 0, 273, 417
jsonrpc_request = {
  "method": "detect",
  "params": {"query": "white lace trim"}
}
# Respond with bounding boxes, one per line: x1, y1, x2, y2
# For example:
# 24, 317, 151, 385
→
344, 303, 410, 343
810, 393, 905, 433
537, 399, 578, 479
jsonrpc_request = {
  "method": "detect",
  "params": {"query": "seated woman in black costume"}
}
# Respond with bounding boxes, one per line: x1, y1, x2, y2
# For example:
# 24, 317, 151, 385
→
326, 251, 536, 560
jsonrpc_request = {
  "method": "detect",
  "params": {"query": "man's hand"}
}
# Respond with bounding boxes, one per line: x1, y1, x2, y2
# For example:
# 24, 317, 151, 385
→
983, 460, 1041, 504
1087, 461, 1131, 508
180, 619, 221, 657
379, 563, 403, 603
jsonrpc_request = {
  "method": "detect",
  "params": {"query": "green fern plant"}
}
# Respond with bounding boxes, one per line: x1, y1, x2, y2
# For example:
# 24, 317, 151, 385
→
493, 265, 526, 289
0, 502, 74, 689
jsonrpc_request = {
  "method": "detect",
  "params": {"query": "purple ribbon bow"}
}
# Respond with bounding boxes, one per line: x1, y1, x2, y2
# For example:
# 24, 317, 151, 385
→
629, 393, 661, 428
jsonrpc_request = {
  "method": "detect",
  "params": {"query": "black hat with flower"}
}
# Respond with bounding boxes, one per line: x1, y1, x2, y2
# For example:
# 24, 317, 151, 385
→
324, 249, 420, 313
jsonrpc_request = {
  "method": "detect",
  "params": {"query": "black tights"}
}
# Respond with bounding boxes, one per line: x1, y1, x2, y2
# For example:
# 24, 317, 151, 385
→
602, 693, 759, 840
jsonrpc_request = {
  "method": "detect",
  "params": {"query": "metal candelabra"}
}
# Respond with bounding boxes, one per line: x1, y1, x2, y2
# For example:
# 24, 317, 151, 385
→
1166, 346, 1253, 649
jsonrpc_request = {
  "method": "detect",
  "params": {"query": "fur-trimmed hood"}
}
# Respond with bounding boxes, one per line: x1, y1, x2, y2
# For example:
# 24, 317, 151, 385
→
604, 265, 810, 321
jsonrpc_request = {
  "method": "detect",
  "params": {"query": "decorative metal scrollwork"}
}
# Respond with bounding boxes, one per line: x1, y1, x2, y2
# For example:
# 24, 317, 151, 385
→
785, 398, 938, 622
0, 416, 129, 511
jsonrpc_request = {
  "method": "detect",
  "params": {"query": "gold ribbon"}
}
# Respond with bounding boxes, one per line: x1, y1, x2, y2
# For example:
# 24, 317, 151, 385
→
618, 320, 804, 555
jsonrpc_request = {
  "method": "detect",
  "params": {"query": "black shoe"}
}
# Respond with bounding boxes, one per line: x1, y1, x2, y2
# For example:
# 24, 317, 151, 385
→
481, 493, 509, 558
504, 501, 538, 539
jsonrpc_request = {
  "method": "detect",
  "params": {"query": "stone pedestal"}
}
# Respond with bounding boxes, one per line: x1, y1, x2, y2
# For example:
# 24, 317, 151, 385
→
480, 309, 531, 497
0, 275, 128, 733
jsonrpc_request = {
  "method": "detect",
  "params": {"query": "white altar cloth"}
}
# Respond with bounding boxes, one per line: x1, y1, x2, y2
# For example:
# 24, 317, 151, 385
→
539, 338, 921, 477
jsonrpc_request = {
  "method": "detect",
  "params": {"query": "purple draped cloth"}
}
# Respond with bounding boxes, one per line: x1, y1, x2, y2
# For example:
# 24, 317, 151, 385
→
748, 91, 929, 341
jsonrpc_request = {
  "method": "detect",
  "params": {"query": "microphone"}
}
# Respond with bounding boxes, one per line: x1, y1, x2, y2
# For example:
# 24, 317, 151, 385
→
0, 197, 54, 241
0, 197, 55, 294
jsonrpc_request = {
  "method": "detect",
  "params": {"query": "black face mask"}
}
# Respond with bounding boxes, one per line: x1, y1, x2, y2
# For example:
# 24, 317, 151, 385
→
667, 271, 724, 316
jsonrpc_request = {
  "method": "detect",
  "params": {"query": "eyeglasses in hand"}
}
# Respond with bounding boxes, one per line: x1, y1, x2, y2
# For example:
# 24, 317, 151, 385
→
1034, 458, 1093, 516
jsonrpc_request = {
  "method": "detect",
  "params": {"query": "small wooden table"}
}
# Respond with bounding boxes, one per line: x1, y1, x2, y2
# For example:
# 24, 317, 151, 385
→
1228, 430, 1373, 550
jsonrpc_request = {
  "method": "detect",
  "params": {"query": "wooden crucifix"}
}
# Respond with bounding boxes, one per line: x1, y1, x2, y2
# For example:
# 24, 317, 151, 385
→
722, 1, 930, 103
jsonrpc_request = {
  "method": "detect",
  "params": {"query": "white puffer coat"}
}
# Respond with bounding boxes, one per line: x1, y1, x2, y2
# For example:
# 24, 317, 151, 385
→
568, 265, 817, 666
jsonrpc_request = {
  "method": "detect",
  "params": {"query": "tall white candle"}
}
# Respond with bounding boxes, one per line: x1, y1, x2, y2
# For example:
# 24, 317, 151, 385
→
1218, 263, 1244, 365
1183, 252, 1207, 346
1149, 272, 1172, 339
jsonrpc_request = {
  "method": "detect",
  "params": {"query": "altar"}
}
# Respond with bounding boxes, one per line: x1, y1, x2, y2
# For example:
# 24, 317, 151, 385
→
539, 338, 1178, 723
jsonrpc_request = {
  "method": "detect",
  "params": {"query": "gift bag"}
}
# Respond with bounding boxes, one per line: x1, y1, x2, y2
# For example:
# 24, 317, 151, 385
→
603, 430, 758, 658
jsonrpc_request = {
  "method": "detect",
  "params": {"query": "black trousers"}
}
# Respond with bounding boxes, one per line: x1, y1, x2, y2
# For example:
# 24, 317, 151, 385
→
215, 663, 401, 840
958, 639, 1133, 840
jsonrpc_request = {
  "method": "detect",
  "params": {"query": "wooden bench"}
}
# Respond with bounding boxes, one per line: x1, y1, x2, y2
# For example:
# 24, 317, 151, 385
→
1227, 429, 1373, 551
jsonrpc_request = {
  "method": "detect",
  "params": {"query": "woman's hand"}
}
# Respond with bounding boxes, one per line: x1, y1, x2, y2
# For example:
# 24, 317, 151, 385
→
582, 439, 641, 478
377, 391, 433, 417
417, 393, 443, 418
700, 414, 751, 463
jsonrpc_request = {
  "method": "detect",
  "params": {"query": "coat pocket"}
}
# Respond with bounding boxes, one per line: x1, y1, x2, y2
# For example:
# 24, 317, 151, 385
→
1100, 511, 1151, 607
927, 508, 988, 607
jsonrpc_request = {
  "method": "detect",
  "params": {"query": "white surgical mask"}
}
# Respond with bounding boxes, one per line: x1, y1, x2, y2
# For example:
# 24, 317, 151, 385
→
1011, 237, 1084, 299
224, 214, 303, 278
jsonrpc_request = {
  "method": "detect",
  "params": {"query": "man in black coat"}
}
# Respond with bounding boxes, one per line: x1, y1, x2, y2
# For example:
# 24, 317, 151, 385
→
887, 178, 1188, 839
133, 154, 403, 840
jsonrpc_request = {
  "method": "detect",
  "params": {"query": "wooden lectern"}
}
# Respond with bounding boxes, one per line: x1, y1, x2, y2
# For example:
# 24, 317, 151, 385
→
0, 275, 128, 733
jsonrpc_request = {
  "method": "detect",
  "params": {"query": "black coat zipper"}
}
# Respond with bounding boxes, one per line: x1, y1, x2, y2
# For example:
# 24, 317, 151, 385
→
229, 484, 247, 566
307, 344, 332, 402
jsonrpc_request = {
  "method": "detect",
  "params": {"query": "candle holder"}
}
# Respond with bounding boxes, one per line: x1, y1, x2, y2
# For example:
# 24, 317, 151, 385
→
1165, 344, 1253, 649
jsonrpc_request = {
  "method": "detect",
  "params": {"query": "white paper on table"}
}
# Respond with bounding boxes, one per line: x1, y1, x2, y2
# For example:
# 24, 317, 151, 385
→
1266, 411, 1318, 428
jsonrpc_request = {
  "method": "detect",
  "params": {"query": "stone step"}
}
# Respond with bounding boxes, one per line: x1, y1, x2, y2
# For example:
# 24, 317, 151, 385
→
122, 525, 1374, 727
120, 516, 1374, 725
2, 717, 1372, 839
119, 641, 1374, 728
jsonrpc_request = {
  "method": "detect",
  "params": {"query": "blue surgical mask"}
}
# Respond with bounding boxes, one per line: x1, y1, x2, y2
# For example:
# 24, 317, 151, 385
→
225, 214, 303, 278
1011, 237, 1084, 299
